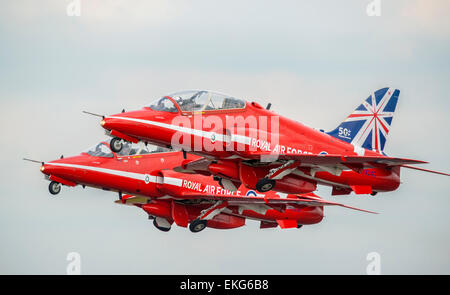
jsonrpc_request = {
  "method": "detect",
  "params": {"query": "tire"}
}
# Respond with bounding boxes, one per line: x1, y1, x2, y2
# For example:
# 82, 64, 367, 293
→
256, 178, 276, 192
153, 219, 170, 232
110, 137, 123, 153
189, 219, 207, 233
49, 181, 61, 195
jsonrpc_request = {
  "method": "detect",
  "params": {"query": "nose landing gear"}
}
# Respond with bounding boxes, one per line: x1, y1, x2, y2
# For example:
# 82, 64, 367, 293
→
110, 137, 123, 153
49, 181, 61, 195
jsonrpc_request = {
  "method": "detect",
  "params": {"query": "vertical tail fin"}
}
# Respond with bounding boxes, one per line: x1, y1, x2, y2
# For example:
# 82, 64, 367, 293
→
327, 87, 400, 153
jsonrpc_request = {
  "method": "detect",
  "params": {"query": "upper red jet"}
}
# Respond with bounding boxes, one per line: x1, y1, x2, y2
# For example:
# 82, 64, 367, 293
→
97, 88, 448, 194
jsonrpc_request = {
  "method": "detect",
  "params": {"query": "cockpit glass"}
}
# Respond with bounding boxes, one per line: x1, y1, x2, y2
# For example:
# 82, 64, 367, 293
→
85, 140, 173, 158
148, 97, 178, 112
85, 143, 114, 158
116, 141, 172, 157
167, 90, 246, 112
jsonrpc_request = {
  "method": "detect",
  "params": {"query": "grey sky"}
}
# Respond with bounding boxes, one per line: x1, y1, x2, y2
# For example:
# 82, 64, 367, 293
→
0, 0, 449, 274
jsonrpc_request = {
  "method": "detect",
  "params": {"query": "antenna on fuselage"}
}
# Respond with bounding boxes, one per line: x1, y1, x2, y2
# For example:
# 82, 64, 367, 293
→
266, 103, 272, 110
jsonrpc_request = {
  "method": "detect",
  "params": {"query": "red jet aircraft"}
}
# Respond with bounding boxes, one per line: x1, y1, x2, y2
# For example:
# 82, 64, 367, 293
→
96, 88, 449, 196
25, 140, 376, 233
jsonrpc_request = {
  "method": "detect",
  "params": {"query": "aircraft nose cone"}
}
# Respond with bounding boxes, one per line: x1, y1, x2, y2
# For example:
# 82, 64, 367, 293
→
100, 118, 108, 129
100, 116, 121, 131
40, 163, 52, 175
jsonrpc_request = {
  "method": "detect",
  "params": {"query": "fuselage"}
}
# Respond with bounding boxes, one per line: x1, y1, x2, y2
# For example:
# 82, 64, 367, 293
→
100, 95, 401, 195
40, 142, 324, 229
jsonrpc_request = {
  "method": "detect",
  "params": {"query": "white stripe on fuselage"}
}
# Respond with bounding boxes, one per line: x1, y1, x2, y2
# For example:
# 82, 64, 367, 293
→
45, 162, 185, 187
108, 116, 251, 145
46, 161, 350, 196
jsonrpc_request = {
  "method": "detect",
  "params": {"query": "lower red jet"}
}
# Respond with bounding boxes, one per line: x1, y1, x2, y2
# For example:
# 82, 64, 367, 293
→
25, 140, 376, 232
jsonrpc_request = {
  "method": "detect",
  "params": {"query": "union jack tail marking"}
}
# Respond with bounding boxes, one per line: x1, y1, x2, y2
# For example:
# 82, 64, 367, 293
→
327, 87, 400, 153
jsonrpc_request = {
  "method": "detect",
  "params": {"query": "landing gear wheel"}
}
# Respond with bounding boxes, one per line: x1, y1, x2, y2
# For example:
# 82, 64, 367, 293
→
189, 219, 207, 233
256, 178, 276, 192
297, 224, 303, 229
153, 219, 170, 232
49, 181, 61, 195
110, 137, 123, 153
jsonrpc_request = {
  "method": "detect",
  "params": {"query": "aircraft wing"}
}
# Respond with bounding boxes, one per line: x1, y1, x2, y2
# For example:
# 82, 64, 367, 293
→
178, 153, 427, 171
169, 188, 377, 214
259, 153, 428, 166
212, 194, 377, 214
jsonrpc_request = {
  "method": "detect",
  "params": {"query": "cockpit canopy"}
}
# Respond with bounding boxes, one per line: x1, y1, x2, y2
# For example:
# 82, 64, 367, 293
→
148, 90, 246, 113
85, 141, 114, 158
85, 139, 171, 158
116, 141, 171, 157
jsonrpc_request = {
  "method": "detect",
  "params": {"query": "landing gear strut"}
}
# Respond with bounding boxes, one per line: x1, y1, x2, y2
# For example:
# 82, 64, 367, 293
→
256, 160, 298, 192
49, 181, 61, 195
110, 137, 123, 153
188, 201, 228, 233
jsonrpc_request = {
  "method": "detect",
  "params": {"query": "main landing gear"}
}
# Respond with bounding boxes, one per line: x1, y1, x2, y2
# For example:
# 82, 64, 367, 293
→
256, 178, 276, 192
255, 160, 298, 193
189, 219, 208, 233
110, 137, 123, 153
188, 201, 228, 233
49, 181, 61, 195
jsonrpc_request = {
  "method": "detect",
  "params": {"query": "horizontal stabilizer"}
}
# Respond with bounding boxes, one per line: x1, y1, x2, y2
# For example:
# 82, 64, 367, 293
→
402, 165, 450, 177
292, 194, 378, 214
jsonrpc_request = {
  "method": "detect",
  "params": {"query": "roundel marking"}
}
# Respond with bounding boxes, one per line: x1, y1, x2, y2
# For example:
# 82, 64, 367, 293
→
246, 190, 258, 197
210, 133, 216, 143
144, 174, 151, 184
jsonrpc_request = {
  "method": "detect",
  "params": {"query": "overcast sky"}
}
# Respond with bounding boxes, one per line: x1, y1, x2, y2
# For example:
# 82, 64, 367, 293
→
1, 0, 449, 274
